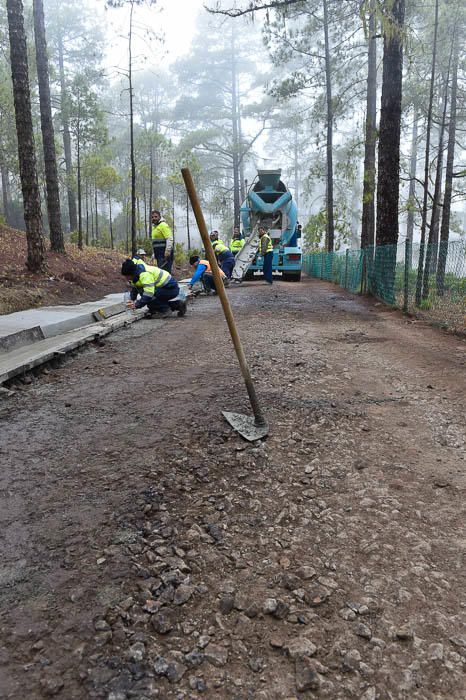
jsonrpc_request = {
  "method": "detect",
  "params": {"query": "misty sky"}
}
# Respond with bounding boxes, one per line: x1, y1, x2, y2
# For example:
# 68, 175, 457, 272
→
104, 0, 207, 78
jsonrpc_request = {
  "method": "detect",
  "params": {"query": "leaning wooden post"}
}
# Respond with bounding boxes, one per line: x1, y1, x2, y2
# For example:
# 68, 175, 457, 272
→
181, 167, 268, 440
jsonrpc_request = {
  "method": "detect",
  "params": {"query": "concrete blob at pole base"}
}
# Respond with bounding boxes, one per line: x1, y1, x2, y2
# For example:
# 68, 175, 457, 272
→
221, 411, 269, 442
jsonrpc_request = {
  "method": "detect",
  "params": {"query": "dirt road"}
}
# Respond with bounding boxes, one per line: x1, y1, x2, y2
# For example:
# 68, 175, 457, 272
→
0, 278, 465, 700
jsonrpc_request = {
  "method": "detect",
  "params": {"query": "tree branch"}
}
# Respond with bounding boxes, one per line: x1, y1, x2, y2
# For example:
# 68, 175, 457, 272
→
205, 0, 305, 18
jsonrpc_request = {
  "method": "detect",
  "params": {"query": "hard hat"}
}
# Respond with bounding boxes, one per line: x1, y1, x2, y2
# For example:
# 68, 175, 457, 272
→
136, 248, 147, 255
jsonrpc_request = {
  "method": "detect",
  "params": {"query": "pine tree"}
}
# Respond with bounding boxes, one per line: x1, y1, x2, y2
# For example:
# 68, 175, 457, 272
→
33, 0, 64, 253
7, 0, 46, 272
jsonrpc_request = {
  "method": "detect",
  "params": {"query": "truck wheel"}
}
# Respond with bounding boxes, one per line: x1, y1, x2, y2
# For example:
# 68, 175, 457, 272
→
244, 270, 254, 281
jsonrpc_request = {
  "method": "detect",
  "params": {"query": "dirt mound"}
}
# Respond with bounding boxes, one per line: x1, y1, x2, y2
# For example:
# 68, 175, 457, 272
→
0, 226, 130, 314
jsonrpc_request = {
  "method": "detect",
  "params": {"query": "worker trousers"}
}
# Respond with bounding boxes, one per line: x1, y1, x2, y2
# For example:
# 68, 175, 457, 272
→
218, 251, 235, 279
202, 272, 217, 293
147, 278, 179, 313
263, 252, 273, 284
152, 243, 174, 273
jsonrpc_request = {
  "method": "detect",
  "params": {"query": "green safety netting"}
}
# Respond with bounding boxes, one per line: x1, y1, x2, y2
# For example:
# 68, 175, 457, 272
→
303, 239, 466, 332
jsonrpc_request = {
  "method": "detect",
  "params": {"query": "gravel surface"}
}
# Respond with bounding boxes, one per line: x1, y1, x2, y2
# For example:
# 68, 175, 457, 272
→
0, 277, 465, 699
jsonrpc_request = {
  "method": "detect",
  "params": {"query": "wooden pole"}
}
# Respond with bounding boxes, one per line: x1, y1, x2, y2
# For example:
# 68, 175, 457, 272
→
181, 167, 267, 429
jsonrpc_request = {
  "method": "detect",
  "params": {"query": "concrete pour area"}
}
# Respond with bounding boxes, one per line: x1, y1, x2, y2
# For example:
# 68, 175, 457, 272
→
0, 293, 143, 385
0, 293, 124, 343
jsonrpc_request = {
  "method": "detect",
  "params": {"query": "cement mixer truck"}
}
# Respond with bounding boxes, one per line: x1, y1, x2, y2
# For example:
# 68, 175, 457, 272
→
232, 169, 302, 282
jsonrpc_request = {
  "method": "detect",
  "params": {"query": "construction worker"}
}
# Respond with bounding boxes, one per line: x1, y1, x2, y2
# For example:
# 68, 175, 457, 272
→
258, 225, 274, 285
230, 227, 245, 255
188, 255, 226, 294
210, 230, 224, 246
151, 210, 174, 272
132, 248, 149, 271
121, 259, 186, 317
209, 232, 235, 279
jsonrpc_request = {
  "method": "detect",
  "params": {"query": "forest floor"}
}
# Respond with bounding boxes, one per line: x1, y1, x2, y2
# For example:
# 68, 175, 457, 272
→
0, 226, 154, 315
0, 277, 465, 700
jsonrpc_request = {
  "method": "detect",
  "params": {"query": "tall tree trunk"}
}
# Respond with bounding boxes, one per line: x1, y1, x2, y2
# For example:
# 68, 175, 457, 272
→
143, 182, 147, 238
125, 197, 129, 254
0, 160, 11, 224
423, 68, 450, 296
172, 183, 175, 241
361, 0, 377, 249
149, 148, 153, 234
406, 109, 418, 251
374, 0, 405, 302
293, 123, 299, 210
94, 185, 99, 242
85, 180, 89, 246
186, 191, 191, 250
129, 0, 137, 256
108, 192, 113, 250
322, 0, 334, 252
7, 0, 45, 272
33, 0, 64, 253
231, 32, 241, 228
76, 121, 82, 248
415, 0, 439, 306
90, 187, 94, 242
237, 75, 246, 204
57, 34, 77, 233
437, 39, 459, 295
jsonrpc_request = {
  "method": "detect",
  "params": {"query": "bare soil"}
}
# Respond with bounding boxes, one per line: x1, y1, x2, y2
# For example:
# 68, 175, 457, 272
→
0, 278, 465, 700
0, 226, 189, 315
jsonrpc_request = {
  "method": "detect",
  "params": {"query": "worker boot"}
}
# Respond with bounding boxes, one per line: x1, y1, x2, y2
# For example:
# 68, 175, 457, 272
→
176, 300, 187, 317
168, 299, 187, 317
147, 308, 171, 318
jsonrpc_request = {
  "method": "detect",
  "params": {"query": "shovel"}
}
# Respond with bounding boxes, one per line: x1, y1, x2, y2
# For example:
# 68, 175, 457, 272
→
181, 168, 269, 442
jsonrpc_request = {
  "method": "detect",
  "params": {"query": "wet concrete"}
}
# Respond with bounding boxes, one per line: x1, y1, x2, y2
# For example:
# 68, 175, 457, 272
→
0, 293, 123, 340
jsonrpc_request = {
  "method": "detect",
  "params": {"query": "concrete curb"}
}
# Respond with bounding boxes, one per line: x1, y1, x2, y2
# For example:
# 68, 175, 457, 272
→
93, 302, 126, 321
0, 326, 45, 354
41, 313, 97, 339
0, 310, 145, 386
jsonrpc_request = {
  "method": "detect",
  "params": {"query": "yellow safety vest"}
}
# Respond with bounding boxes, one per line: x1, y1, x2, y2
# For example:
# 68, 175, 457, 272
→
131, 264, 170, 295
212, 240, 229, 255
132, 257, 147, 269
259, 234, 273, 254
230, 238, 244, 253
151, 221, 172, 241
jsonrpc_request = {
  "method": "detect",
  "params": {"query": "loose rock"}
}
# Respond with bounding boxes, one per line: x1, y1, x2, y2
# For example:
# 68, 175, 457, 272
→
295, 657, 321, 692
204, 644, 228, 667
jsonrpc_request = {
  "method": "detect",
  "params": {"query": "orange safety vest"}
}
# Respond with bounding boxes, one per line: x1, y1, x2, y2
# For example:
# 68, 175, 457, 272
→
200, 259, 226, 278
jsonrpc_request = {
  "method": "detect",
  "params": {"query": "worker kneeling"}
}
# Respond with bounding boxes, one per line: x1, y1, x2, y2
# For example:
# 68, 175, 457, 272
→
189, 255, 226, 294
121, 259, 186, 317
210, 232, 235, 279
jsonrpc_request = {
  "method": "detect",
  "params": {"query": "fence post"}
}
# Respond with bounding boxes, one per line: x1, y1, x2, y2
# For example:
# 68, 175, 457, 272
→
403, 239, 411, 313
320, 253, 324, 279
344, 249, 349, 289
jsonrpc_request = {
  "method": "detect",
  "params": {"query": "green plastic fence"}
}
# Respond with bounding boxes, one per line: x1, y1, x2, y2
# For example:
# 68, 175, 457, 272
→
303, 240, 466, 332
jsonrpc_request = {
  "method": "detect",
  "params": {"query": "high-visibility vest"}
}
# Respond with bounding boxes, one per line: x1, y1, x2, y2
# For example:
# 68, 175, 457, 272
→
230, 238, 244, 253
151, 221, 172, 241
130, 264, 171, 296
259, 234, 273, 254
212, 240, 229, 255
132, 257, 147, 270
199, 259, 226, 278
